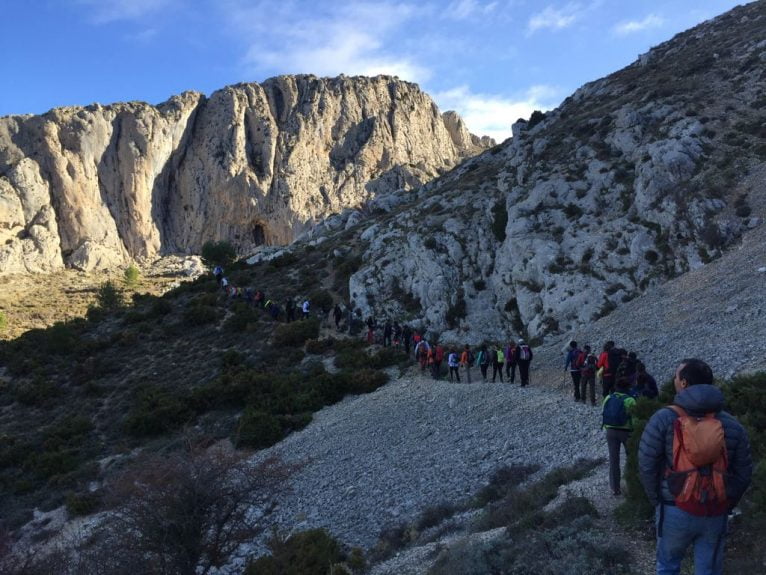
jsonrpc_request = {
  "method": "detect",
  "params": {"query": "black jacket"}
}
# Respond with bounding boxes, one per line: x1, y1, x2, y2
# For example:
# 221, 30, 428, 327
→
638, 384, 752, 510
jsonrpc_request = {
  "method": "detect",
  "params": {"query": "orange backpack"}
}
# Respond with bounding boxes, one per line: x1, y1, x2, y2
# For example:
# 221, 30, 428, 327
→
665, 405, 729, 516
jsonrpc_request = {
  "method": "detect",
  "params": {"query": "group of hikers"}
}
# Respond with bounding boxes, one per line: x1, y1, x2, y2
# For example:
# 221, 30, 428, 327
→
213, 266, 310, 321
209, 265, 753, 574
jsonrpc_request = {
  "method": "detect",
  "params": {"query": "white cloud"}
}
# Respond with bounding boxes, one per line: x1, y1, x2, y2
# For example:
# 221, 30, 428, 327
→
76, 0, 173, 24
432, 84, 560, 142
446, 0, 498, 20
228, 1, 430, 82
527, 3, 583, 34
612, 14, 664, 36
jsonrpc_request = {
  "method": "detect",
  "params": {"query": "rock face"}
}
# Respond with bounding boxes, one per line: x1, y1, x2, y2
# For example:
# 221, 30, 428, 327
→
321, 2, 766, 341
0, 76, 492, 274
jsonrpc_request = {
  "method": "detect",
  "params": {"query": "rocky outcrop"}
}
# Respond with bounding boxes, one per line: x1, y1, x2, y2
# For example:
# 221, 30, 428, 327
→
0, 76, 492, 274
316, 2, 766, 341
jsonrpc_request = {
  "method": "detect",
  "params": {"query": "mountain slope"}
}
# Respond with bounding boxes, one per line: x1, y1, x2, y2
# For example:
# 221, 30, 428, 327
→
0, 75, 491, 274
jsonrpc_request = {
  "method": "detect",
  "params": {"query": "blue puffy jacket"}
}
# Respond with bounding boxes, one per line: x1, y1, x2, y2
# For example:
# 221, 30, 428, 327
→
638, 384, 752, 510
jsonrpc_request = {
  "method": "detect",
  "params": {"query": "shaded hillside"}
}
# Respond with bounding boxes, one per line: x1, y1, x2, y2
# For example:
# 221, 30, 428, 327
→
318, 1, 766, 342
0, 75, 492, 274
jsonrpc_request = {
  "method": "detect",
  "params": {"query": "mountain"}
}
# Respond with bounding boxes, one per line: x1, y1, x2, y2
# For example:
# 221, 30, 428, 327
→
0, 75, 492, 274
325, 2, 766, 341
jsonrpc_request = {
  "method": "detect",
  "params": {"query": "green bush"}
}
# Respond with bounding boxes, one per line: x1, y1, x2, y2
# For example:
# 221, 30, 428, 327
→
124, 386, 194, 437
0, 311, 7, 331
123, 265, 140, 287
96, 280, 124, 310
66, 490, 100, 517
201, 240, 237, 268
149, 298, 173, 317
346, 369, 389, 394
273, 318, 320, 347
246, 529, 343, 575
236, 409, 283, 449
224, 302, 260, 332
308, 289, 334, 314
183, 298, 220, 326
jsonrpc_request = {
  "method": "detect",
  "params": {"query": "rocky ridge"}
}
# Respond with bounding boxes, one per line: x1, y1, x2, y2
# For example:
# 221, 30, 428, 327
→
301, 2, 766, 342
0, 75, 492, 274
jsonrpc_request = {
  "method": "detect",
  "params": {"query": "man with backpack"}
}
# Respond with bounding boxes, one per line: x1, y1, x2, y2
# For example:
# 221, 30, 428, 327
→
580, 345, 598, 406
460, 344, 474, 383
491, 344, 505, 383
505, 340, 518, 383
476, 344, 490, 382
564, 341, 585, 401
638, 359, 752, 575
516, 339, 533, 386
447, 349, 461, 382
602, 377, 637, 496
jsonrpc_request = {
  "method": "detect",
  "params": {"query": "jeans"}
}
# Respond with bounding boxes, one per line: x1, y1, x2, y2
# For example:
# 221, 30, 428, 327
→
655, 504, 727, 575
506, 362, 516, 382
449, 366, 460, 382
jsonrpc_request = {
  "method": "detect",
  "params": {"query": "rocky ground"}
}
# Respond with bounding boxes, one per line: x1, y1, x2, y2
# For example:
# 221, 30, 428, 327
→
227, 358, 656, 574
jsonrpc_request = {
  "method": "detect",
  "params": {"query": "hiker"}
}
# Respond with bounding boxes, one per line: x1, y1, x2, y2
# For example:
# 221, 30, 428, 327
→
602, 377, 636, 496
333, 304, 343, 330
632, 361, 658, 399
564, 340, 584, 401
597, 340, 615, 397
580, 345, 598, 406
415, 338, 430, 372
491, 344, 504, 382
393, 322, 402, 347
433, 343, 445, 380
476, 344, 490, 382
301, 299, 310, 319
221, 277, 229, 290
254, 290, 265, 309
213, 265, 223, 285
366, 316, 376, 344
460, 344, 474, 383
516, 339, 533, 386
285, 298, 296, 323
383, 320, 393, 347
412, 330, 422, 358
402, 324, 412, 355
622, 351, 638, 385
505, 340, 517, 383
448, 349, 461, 382
638, 359, 752, 575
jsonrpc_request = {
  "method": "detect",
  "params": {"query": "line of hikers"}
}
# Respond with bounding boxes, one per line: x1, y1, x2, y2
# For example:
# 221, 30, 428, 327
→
563, 339, 659, 406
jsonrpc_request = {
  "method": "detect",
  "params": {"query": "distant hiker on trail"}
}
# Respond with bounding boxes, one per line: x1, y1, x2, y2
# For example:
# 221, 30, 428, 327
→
492, 344, 504, 383
302, 299, 310, 319
214, 265, 223, 285
580, 345, 598, 406
448, 350, 461, 382
416, 338, 430, 372
516, 339, 533, 386
602, 377, 636, 496
393, 322, 402, 347
333, 304, 343, 330
639, 359, 752, 575
402, 324, 412, 355
366, 316, 376, 344
505, 340, 517, 383
221, 277, 229, 290
564, 340, 585, 402
477, 344, 490, 382
383, 320, 393, 347
254, 290, 265, 309
460, 344, 474, 383
598, 340, 615, 397
632, 361, 658, 399
433, 343, 445, 380
285, 298, 296, 323
412, 330, 422, 357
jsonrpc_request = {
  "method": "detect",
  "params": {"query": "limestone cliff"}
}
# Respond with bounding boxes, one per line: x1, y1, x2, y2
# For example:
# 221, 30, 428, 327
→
312, 2, 766, 341
0, 75, 492, 273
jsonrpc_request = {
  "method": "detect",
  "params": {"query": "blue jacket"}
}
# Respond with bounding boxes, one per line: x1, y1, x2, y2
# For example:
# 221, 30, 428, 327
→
638, 384, 752, 510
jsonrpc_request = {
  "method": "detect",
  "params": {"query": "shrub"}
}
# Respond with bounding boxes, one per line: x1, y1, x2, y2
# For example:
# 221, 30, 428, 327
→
149, 298, 173, 317
124, 386, 194, 437
307, 289, 334, 314
527, 109, 546, 128
0, 311, 7, 332
491, 200, 508, 242
123, 265, 140, 287
66, 491, 101, 517
424, 237, 438, 250
246, 529, 343, 575
96, 281, 124, 310
273, 318, 320, 347
201, 240, 237, 269
346, 369, 389, 394
224, 302, 260, 332
236, 409, 284, 449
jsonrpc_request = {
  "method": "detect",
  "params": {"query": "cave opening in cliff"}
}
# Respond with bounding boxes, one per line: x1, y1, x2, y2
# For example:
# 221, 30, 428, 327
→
252, 224, 267, 246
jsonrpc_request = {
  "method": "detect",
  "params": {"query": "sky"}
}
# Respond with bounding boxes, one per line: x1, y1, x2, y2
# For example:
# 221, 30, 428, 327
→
0, 0, 746, 142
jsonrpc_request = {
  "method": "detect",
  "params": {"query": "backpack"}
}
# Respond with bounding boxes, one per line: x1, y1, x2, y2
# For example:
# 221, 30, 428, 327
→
602, 393, 630, 427
518, 345, 531, 361
582, 353, 597, 376
573, 350, 586, 369
607, 348, 623, 375
435, 346, 444, 362
479, 351, 490, 366
664, 405, 729, 516
468, 351, 475, 364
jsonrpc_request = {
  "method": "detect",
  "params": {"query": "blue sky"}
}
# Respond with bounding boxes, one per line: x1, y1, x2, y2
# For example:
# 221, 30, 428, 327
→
0, 0, 745, 141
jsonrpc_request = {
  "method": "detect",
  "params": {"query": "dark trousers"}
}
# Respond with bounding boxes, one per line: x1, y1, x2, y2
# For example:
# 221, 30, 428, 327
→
570, 371, 582, 400
580, 374, 596, 405
518, 361, 531, 386
432, 361, 442, 380
492, 363, 504, 382
506, 362, 517, 382
606, 428, 631, 494
287, 309, 295, 323
480, 364, 489, 381
602, 374, 615, 398
449, 366, 460, 382
383, 334, 391, 347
